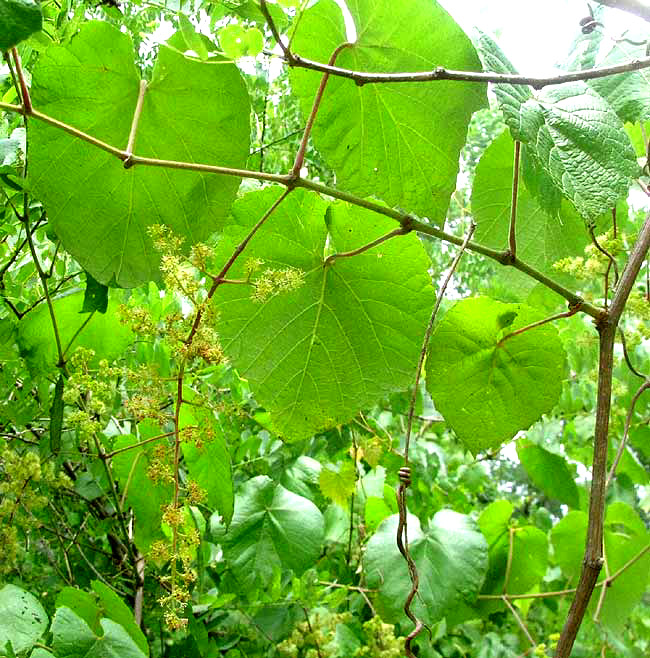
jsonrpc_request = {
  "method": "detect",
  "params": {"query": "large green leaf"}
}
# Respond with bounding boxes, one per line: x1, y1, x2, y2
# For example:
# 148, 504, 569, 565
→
220, 475, 324, 589
472, 130, 590, 291
0, 0, 42, 51
290, 0, 486, 223
0, 585, 48, 655
478, 501, 548, 612
476, 33, 639, 222
16, 292, 133, 374
51, 607, 147, 658
426, 297, 566, 454
111, 433, 174, 553
213, 186, 435, 440
516, 439, 580, 508
363, 511, 488, 625
29, 21, 250, 287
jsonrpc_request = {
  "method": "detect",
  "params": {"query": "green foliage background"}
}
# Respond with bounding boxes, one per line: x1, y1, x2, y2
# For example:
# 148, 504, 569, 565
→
0, 1, 649, 657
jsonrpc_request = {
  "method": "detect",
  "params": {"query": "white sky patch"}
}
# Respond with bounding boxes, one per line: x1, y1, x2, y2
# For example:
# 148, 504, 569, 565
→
440, 0, 644, 76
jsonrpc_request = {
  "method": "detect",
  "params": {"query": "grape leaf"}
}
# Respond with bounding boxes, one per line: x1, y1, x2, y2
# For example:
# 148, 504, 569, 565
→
476, 32, 639, 222
213, 186, 435, 440
0, 585, 48, 655
426, 297, 566, 454
29, 21, 250, 287
220, 476, 324, 589
290, 0, 486, 223
51, 608, 147, 658
364, 511, 488, 625
16, 292, 133, 374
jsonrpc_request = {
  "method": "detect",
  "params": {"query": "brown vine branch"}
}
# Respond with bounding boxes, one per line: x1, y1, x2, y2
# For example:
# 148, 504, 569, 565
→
555, 211, 650, 658
260, 0, 295, 63
397, 222, 476, 657
605, 378, 650, 487
323, 226, 411, 266
292, 42, 352, 177
11, 48, 32, 115
0, 101, 604, 320
508, 141, 521, 259
279, 51, 650, 90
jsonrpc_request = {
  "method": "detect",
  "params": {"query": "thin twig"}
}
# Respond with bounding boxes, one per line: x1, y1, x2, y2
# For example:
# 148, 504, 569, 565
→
274, 50, 650, 90
503, 527, 516, 594
618, 327, 647, 379
590, 226, 619, 286
124, 80, 148, 168
605, 378, 650, 488
292, 42, 352, 177
324, 226, 410, 266
497, 304, 581, 348
260, 0, 294, 63
62, 311, 96, 358
104, 431, 176, 458
508, 141, 521, 259
503, 596, 537, 647
396, 222, 476, 657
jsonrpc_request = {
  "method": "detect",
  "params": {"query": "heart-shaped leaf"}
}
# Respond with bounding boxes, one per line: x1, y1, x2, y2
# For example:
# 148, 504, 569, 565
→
218, 476, 324, 589
364, 511, 488, 625
426, 296, 566, 454
28, 21, 250, 287
212, 186, 435, 440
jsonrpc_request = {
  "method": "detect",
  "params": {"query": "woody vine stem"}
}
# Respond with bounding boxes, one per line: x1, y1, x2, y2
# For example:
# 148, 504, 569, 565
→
4, 1, 650, 653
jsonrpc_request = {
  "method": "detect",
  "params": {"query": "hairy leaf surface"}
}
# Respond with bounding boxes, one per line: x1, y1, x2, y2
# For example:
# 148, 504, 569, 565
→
476, 32, 639, 221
